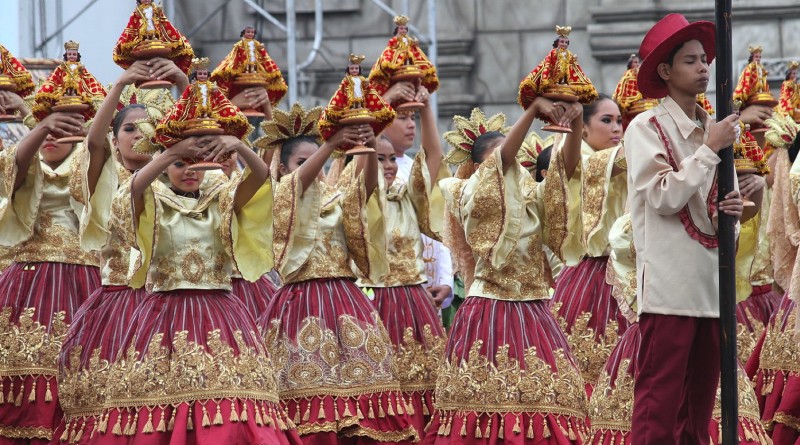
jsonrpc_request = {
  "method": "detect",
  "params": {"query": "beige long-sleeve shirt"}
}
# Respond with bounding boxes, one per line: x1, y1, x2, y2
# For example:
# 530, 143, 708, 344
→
626, 96, 733, 318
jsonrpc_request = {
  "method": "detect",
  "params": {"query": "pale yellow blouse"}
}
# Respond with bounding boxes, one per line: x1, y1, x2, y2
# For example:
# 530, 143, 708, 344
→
735, 187, 774, 301
126, 170, 272, 291
273, 168, 386, 285
440, 149, 568, 301
359, 150, 447, 288
0, 143, 99, 266
560, 140, 627, 265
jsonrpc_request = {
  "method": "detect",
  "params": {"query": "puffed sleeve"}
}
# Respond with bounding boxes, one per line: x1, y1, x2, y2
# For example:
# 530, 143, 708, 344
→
606, 213, 638, 323
407, 148, 448, 240
272, 170, 321, 277
542, 142, 574, 262
73, 140, 120, 251
340, 169, 387, 283
124, 176, 160, 289
0, 143, 43, 247
581, 145, 627, 256
218, 169, 273, 281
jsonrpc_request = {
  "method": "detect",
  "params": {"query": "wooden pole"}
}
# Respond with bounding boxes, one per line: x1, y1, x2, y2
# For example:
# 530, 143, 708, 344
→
714, 1, 739, 444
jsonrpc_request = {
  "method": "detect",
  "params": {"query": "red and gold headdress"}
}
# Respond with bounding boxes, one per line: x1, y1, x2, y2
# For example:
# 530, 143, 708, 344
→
191, 57, 210, 72
254, 102, 322, 152
443, 108, 510, 165
518, 131, 557, 173
64, 40, 80, 51
789, 60, 799, 71
765, 112, 799, 149
349, 53, 366, 65
747, 44, 763, 55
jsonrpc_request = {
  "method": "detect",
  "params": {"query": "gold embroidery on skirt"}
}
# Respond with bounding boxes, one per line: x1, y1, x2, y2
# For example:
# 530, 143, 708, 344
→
434, 340, 587, 416
0, 307, 67, 376
759, 306, 800, 373
0, 424, 53, 440
588, 359, 634, 432
393, 325, 445, 391
265, 314, 402, 400
552, 303, 619, 385
102, 329, 280, 407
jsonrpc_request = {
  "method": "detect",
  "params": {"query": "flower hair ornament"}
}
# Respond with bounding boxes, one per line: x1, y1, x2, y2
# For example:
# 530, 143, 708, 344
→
442, 108, 510, 166
518, 131, 557, 173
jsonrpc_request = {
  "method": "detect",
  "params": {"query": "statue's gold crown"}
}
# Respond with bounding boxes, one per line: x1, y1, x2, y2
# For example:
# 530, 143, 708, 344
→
64, 40, 79, 51
394, 15, 409, 26
191, 57, 210, 71
349, 53, 366, 65
556, 25, 572, 37
748, 44, 763, 54
789, 60, 799, 70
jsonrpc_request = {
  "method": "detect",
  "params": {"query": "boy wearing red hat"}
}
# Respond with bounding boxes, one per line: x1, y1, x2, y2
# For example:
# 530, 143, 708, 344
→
625, 13, 763, 444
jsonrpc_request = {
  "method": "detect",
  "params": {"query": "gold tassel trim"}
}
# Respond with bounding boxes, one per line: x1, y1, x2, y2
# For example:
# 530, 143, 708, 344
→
368, 399, 375, 419
302, 404, 310, 423
73, 424, 84, 443
98, 412, 108, 434
484, 416, 492, 438
542, 418, 551, 438
396, 397, 405, 415
157, 409, 167, 432
460, 416, 467, 437
475, 418, 483, 439
60, 423, 71, 442
317, 402, 326, 420
240, 404, 248, 423
387, 397, 396, 416
513, 415, 521, 435
213, 402, 224, 425
498, 416, 505, 439
357, 403, 364, 420
5, 385, 12, 405
264, 406, 275, 427
167, 408, 175, 432
404, 396, 415, 415
45, 380, 53, 402
378, 399, 386, 418
201, 404, 211, 427
125, 412, 138, 436
254, 405, 264, 426
343, 401, 353, 418
230, 402, 240, 423
437, 415, 446, 435
28, 379, 36, 403
187, 405, 194, 431
527, 417, 535, 439
422, 400, 430, 416
112, 413, 123, 436
14, 385, 23, 407
142, 409, 154, 434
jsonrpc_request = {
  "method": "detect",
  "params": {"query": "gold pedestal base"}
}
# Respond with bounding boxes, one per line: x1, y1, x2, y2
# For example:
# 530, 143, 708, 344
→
542, 84, 580, 103
391, 64, 424, 83
746, 92, 779, 108
182, 118, 225, 137
340, 110, 376, 155
0, 75, 14, 91
52, 96, 90, 113
132, 41, 172, 60
233, 73, 269, 88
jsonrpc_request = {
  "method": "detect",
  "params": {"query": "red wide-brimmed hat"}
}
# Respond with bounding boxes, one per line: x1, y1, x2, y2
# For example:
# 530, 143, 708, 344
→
638, 13, 716, 99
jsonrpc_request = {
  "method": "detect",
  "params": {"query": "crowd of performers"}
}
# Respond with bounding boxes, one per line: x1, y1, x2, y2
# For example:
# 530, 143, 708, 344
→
1, 4, 800, 445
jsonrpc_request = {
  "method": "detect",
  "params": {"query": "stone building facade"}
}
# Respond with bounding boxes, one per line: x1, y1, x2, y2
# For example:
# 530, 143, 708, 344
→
175, 0, 800, 131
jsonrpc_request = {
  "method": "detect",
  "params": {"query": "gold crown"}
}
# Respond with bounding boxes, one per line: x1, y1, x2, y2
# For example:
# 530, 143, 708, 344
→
64, 40, 79, 51
789, 60, 799, 70
556, 25, 572, 37
191, 57, 210, 71
394, 15, 410, 26
253, 103, 322, 152
748, 44, 763, 54
349, 53, 366, 65
443, 108, 510, 165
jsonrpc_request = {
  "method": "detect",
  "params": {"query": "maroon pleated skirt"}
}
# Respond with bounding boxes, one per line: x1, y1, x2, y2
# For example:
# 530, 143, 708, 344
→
736, 284, 782, 363
83, 289, 301, 445
258, 278, 418, 445
371, 285, 447, 438
550, 257, 630, 392
749, 294, 800, 443
589, 323, 770, 445
0, 261, 100, 444
231, 275, 278, 319
424, 297, 589, 445
53, 285, 147, 443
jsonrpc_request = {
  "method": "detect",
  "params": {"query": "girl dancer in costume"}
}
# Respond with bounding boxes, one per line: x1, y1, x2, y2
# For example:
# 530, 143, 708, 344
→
747, 114, 800, 444
54, 58, 188, 442
425, 97, 589, 445
549, 94, 630, 392
255, 104, 418, 445
85, 111, 297, 444
0, 110, 100, 443
359, 92, 448, 437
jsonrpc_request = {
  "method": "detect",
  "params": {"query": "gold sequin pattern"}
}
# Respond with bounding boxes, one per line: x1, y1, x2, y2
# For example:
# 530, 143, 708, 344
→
552, 304, 619, 385
393, 325, 446, 391
0, 307, 67, 377
434, 340, 588, 417
581, 148, 614, 245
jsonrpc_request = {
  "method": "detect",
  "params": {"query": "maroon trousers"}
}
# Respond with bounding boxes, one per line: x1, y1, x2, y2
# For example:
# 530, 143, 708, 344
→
631, 314, 720, 445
